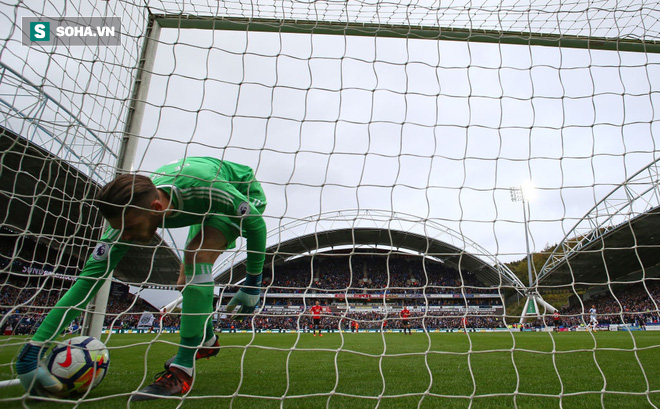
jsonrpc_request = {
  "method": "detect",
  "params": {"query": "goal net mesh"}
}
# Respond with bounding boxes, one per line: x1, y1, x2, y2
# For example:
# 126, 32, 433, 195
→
1, 0, 660, 407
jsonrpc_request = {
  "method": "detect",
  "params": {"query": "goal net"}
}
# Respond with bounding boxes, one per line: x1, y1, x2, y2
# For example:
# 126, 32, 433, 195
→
1, 0, 660, 407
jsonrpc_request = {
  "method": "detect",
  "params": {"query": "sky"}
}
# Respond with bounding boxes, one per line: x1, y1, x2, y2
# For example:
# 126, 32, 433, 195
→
132, 27, 660, 255
125, 26, 660, 308
2, 0, 660, 309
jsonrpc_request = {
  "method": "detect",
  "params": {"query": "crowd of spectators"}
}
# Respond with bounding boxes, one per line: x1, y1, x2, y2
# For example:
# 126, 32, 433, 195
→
532, 281, 660, 328
262, 254, 497, 295
102, 296, 159, 329
1, 276, 69, 335
2, 252, 505, 335
0, 274, 157, 336
4, 249, 660, 334
221, 279, 660, 331
212, 309, 506, 332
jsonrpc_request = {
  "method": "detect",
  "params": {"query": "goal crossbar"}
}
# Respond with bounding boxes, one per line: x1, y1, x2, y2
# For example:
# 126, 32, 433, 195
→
153, 13, 660, 54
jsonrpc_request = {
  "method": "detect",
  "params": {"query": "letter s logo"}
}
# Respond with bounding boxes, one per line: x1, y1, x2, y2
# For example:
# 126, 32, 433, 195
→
29, 22, 50, 41
34, 24, 45, 39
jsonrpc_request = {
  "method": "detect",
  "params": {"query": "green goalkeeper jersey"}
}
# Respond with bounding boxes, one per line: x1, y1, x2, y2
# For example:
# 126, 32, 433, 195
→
31, 157, 267, 343
85, 157, 267, 279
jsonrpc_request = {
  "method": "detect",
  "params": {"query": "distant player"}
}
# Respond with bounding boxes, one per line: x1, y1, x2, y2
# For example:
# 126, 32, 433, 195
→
588, 304, 598, 330
461, 316, 469, 332
15, 157, 267, 400
310, 301, 323, 337
351, 320, 359, 333
400, 306, 412, 335
66, 321, 80, 335
553, 310, 562, 331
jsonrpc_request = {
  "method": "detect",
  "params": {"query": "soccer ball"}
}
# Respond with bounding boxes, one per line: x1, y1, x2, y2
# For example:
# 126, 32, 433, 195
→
45, 336, 110, 397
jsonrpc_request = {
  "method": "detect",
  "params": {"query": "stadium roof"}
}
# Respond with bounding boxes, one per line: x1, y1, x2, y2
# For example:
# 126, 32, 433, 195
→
537, 207, 660, 286
213, 227, 520, 288
0, 127, 180, 285
538, 158, 660, 287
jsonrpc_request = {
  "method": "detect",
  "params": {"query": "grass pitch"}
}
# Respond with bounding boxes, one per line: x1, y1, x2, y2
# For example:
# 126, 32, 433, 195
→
1, 330, 659, 408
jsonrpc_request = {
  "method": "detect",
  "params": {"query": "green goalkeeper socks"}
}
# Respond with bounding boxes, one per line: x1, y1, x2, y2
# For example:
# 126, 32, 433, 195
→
173, 263, 214, 370
172, 336, 203, 371
204, 321, 215, 344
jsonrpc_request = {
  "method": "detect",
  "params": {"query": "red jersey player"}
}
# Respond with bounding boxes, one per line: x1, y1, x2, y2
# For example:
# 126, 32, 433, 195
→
310, 301, 323, 337
400, 306, 411, 335
351, 320, 359, 333
553, 310, 562, 332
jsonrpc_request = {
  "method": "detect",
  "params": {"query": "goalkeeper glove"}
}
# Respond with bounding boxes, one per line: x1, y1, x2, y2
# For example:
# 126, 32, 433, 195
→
226, 271, 261, 320
16, 342, 63, 396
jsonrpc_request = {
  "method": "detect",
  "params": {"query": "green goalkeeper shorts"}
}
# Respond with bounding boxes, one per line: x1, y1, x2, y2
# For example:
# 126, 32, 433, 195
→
185, 193, 267, 250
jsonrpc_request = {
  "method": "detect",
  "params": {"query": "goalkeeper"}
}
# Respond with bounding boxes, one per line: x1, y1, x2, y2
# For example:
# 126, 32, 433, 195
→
15, 157, 267, 401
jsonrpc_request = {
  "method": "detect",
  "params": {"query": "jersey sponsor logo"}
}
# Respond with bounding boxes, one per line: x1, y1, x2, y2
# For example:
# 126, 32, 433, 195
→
92, 243, 110, 261
237, 201, 250, 216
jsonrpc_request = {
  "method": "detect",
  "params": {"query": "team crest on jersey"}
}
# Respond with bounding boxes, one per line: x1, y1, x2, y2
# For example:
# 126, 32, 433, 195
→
237, 202, 250, 216
92, 243, 110, 261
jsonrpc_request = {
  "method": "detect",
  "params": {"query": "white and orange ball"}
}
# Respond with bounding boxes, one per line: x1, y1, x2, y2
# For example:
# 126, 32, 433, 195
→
45, 336, 110, 397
